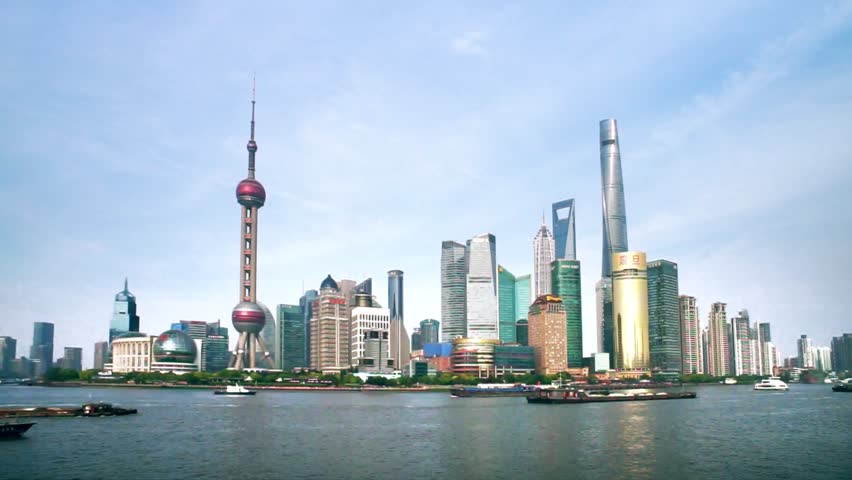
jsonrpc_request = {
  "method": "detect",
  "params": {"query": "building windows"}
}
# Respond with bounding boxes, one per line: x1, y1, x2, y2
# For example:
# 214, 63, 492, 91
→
245, 255, 251, 265
245, 239, 251, 250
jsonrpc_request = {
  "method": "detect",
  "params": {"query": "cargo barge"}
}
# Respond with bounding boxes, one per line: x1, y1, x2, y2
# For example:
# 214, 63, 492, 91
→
0, 402, 137, 418
450, 383, 539, 397
527, 389, 696, 404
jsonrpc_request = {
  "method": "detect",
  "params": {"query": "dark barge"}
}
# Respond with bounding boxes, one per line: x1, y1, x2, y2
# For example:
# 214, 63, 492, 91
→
527, 389, 697, 404
0, 402, 137, 418
0, 422, 36, 438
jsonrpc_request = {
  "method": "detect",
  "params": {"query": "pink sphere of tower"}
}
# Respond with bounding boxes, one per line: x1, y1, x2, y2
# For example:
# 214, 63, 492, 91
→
236, 178, 266, 208
232, 301, 266, 334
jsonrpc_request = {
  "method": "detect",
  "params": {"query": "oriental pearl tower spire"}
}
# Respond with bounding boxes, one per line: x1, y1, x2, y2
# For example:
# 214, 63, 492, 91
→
229, 80, 273, 370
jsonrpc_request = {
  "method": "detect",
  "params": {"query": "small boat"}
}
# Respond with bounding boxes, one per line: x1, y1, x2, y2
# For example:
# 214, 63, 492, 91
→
214, 383, 256, 396
527, 389, 696, 404
832, 379, 851, 392
81, 402, 138, 416
0, 422, 36, 438
754, 377, 789, 391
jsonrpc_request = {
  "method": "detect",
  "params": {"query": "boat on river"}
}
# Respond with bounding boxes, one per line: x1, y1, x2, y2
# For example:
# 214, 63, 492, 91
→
0, 402, 137, 418
0, 422, 35, 438
450, 383, 538, 397
754, 377, 789, 391
526, 389, 696, 404
214, 383, 256, 396
832, 379, 851, 392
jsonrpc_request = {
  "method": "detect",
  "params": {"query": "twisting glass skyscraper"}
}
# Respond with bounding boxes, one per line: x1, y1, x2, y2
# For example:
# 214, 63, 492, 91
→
598, 118, 629, 365
466, 234, 498, 340
441, 241, 467, 342
533, 220, 555, 297
599, 118, 629, 278
552, 199, 576, 261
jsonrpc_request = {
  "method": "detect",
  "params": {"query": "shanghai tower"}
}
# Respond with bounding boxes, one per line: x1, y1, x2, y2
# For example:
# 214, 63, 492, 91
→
600, 118, 629, 277
597, 118, 629, 365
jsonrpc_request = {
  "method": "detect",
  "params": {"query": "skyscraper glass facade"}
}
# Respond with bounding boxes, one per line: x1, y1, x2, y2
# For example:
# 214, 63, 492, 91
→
595, 278, 614, 366
441, 241, 467, 342
516, 319, 528, 346
514, 274, 530, 323
599, 119, 629, 278
0, 336, 16, 373
110, 279, 140, 344
498, 265, 517, 344
300, 289, 318, 369
278, 304, 304, 370
647, 259, 681, 374
420, 319, 439, 344
31, 321, 55, 377
551, 260, 583, 368
552, 199, 576, 261
466, 234, 498, 340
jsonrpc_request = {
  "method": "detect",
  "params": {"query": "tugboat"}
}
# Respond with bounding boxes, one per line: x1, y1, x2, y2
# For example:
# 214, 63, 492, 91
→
214, 383, 256, 396
0, 422, 35, 438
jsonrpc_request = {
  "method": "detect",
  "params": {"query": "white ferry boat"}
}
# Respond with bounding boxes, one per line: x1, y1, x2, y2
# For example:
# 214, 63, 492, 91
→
754, 377, 788, 391
214, 383, 256, 396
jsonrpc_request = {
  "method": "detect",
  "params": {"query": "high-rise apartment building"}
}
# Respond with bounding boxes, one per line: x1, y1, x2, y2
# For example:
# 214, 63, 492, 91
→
514, 274, 531, 323
30, 322, 55, 377
300, 289, 318, 369
350, 305, 393, 373
552, 199, 577, 261
0, 336, 16, 373
441, 241, 467, 342
60, 347, 83, 372
466, 234, 499, 340
797, 335, 815, 369
730, 310, 754, 375
498, 265, 517, 343
612, 252, 649, 372
528, 295, 568, 375
310, 276, 350, 373
110, 278, 140, 344
388, 270, 410, 372
755, 322, 775, 376
551, 259, 583, 367
647, 259, 680, 374
420, 319, 439, 344
278, 304, 304, 370
701, 326, 710, 375
93, 341, 107, 370
815, 347, 832, 372
831, 334, 852, 373
533, 221, 555, 297
679, 296, 702, 374
707, 303, 730, 376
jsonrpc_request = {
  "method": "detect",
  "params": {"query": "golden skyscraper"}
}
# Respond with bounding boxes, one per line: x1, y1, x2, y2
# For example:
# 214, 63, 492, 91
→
612, 251, 649, 373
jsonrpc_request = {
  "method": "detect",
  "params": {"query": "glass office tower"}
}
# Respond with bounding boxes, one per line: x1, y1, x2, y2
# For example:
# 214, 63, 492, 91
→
647, 259, 681, 374
551, 259, 583, 367
498, 265, 517, 343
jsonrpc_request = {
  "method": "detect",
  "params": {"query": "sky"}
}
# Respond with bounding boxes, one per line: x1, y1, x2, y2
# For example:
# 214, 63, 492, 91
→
1, 1, 851, 368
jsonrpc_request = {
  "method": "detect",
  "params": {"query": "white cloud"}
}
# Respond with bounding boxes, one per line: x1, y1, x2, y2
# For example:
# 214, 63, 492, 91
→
451, 30, 489, 57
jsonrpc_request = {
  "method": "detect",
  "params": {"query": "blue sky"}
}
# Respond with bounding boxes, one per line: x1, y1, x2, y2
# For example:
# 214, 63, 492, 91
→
2, 1, 851, 368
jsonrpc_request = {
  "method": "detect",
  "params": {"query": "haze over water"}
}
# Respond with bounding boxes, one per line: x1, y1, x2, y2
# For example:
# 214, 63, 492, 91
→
2, 386, 849, 479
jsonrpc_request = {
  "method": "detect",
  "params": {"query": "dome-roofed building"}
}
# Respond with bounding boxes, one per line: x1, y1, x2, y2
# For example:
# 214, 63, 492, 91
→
115, 331, 148, 340
153, 330, 198, 363
151, 329, 200, 374
320, 274, 339, 292
111, 332, 155, 373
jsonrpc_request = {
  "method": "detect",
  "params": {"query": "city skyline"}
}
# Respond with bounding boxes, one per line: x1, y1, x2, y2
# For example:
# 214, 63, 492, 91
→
3, 2, 852, 367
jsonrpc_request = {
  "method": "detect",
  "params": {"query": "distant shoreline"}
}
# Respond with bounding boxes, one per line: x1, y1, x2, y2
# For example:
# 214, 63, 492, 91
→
34, 382, 450, 393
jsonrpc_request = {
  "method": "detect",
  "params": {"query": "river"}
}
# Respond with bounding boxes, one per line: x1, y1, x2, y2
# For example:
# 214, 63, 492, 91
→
1, 384, 849, 479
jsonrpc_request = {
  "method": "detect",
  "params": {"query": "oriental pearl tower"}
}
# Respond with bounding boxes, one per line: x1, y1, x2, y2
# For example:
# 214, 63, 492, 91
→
229, 84, 273, 370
